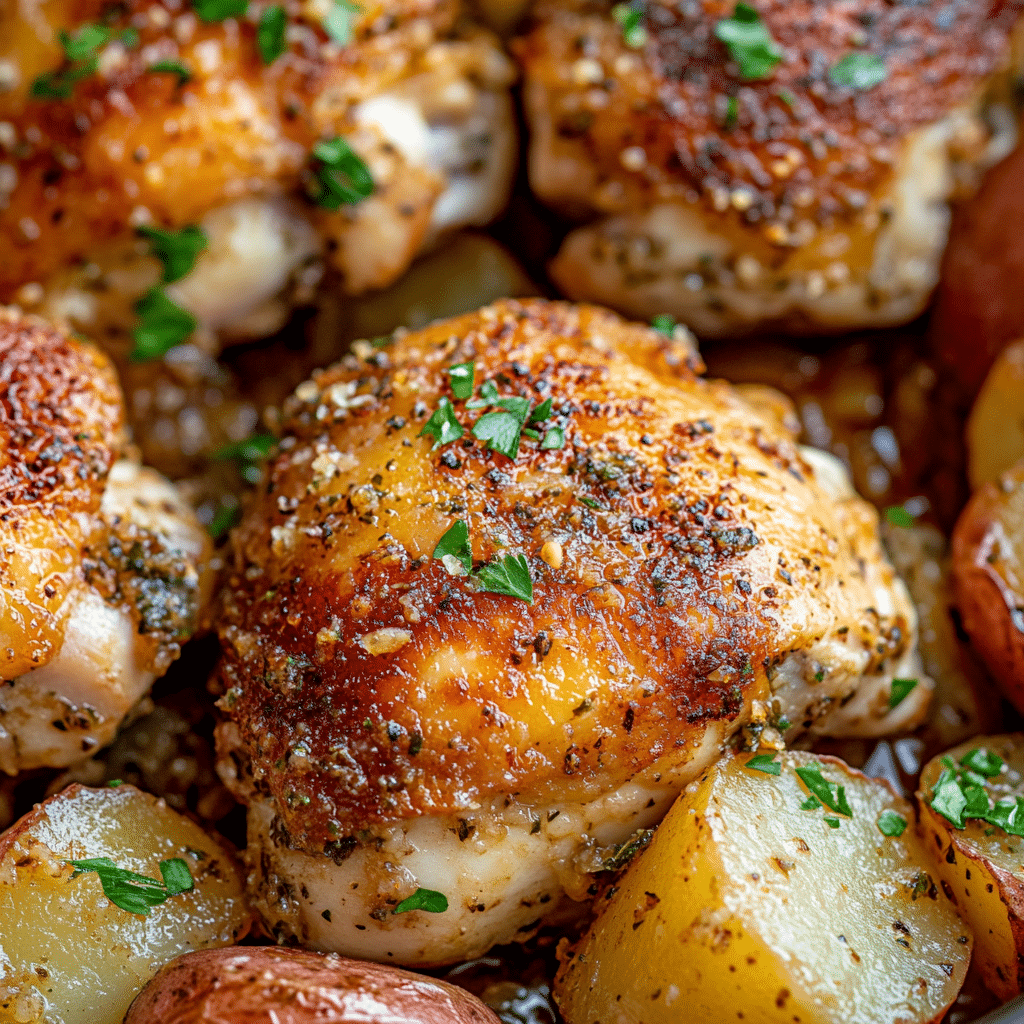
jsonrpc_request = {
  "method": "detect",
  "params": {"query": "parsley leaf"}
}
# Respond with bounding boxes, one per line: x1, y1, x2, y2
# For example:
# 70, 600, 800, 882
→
394, 887, 448, 914
418, 398, 464, 449
310, 137, 374, 209
876, 809, 907, 837
714, 3, 782, 81
529, 397, 553, 423
541, 426, 565, 450
473, 401, 532, 460
930, 769, 969, 828
984, 796, 1024, 838
131, 289, 196, 361
823, 817, 841, 829
258, 5, 288, 64
466, 378, 500, 410
885, 505, 915, 528
961, 748, 1004, 778
432, 519, 472, 574
208, 499, 241, 539
888, 677, 918, 709
193, 0, 249, 21
477, 553, 533, 604
447, 361, 475, 401
212, 432, 276, 484
148, 60, 192, 85
744, 753, 780, 775
611, 2, 646, 48
795, 762, 853, 817
68, 856, 194, 916
30, 24, 135, 99
324, 0, 361, 44
62, 24, 111, 61
138, 224, 207, 283
830, 52, 887, 91
31, 64, 94, 99
650, 314, 677, 337
800, 795, 822, 811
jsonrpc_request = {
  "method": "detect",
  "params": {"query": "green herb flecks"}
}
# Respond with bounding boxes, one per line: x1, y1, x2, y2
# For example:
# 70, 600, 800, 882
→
258, 5, 288, 63
744, 753, 781, 776
138, 224, 207, 283
31, 24, 137, 99
393, 887, 448, 914
130, 288, 197, 362
477, 553, 533, 604
68, 856, 194, 916
650, 314, 677, 337
830, 52, 887, 91
877, 809, 907, 837
795, 762, 853, 817
148, 60, 192, 85
310, 137, 374, 209
418, 398, 464, 449
611, 1, 646, 48
447, 361, 475, 401
212, 432, 276, 485
432, 519, 472, 574
888, 677, 918, 709
714, 3, 782, 81
885, 505, 915, 528
193, 0, 249, 22
800, 795, 822, 811
324, 0, 361, 44
929, 750, 1024, 837
961, 748, 1005, 778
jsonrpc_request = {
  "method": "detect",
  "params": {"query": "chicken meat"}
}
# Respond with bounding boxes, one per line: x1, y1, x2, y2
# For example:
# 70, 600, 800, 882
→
0, 308, 212, 774
0, 0, 516, 354
215, 298, 926, 965
514, 0, 1022, 337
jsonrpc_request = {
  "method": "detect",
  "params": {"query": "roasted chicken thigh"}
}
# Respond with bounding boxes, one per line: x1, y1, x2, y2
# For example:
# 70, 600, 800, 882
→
515, 0, 1022, 336
216, 299, 925, 965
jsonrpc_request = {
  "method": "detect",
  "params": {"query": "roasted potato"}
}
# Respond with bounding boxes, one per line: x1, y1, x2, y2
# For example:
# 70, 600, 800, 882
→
951, 464, 1024, 711
124, 946, 502, 1023
555, 751, 971, 1024
931, 131, 1024, 395
0, 784, 251, 1024
918, 735, 1024, 1002
965, 339, 1024, 490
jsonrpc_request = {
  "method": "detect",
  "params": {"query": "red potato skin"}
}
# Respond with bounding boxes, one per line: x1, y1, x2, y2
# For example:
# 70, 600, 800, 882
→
951, 470, 1024, 712
931, 130, 1024, 395
123, 947, 503, 1024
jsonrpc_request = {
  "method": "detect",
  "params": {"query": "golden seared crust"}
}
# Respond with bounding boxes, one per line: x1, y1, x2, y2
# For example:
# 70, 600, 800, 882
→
0, 0, 457, 297
217, 298, 911, 847
515, 0, 1020, 240
0, 309, 122, 678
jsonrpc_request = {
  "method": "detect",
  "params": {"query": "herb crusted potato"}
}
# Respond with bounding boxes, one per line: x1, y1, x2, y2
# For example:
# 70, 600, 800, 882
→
555, 751, 971, 1024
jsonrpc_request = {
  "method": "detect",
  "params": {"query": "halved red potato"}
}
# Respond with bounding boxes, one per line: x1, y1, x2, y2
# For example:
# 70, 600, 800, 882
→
124, 946, 501, 1024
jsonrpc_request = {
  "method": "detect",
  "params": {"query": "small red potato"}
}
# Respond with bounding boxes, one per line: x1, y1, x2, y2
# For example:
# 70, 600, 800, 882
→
124, 946, 502, 1024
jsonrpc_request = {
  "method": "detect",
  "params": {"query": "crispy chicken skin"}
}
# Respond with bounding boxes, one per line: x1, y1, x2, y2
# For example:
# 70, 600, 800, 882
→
0, 308, 212, 773
215, 298, 924, 964
514, 0, 1021, 336
0, 0, 515, 349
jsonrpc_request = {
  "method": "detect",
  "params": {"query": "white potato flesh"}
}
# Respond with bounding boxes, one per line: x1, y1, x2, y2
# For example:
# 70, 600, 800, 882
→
0, 785, 251, 1024
555, 752, 971, 1024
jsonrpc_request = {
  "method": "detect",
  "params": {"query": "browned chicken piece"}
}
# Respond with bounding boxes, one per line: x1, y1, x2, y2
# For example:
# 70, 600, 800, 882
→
0, 308, 212, 774
0, 0, 516, 355
215, 298, 925, 966
514, 0, 1022, 337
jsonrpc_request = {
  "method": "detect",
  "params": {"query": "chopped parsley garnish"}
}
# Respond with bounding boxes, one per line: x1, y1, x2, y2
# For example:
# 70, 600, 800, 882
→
473, 401, 532, 460
876, 809, 907, 837
650, 314, 677, 337
744, 753, 781, 775
447, 361, 475, 401
418, 397, 464, 449
212, 432, 276, 485
63, 24, 114, 61
823, 817, 841, 829
961, 748, 1005, 778
193, 0, 249, 21
68, 856, 194, 916
31, 24, 137, 99
258, 5, 288, 64
884, 505, 915, 528
148, 60, 192, 85
432, 519, 472, 574
795, 762, 853, 817
888, 677, 918, 709
466, 378, 500, 410
393, 887, 448, 914
800, 795, 822, 811
208, 498, 241, 539
725, 94, 738, 129
830, 52, 887, 91
602, 829, 654, 871
611, 1, 646, 48
477, 553, 533, 604
541, 426, 565, 450
324, 0, 361, 44
130, 288, 197, 361
310, 137, 374, 209
137, 224, 207, 283
714, 3, 782, 81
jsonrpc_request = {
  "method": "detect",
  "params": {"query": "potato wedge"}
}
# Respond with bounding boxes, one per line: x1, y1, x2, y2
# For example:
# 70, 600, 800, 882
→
918, 735, 1024, 1002
966, 340, 1024, 490
124, 946, 502, 1023
951, 465, 1024, 712
0, 784, 251, 1024
555, 752, 971, 1024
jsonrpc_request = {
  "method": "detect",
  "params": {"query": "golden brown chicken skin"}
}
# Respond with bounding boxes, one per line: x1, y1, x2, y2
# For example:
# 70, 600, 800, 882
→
0, 308, 212, 772
514, 0, 1022, 336
0, 0, 515, 349
216, 299, 924, 963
